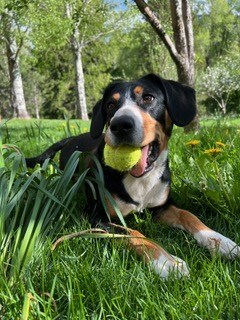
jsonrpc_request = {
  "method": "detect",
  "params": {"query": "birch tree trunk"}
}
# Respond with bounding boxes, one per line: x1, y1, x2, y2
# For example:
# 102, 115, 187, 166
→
66, 3, 89, 120
134, 0, 199, 131
71, 31, 89, 120
3, 13, 30, 119
34, 89, 40, 119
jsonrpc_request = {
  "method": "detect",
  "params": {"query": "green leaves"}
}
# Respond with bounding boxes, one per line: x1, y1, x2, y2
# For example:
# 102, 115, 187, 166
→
171, 122, 240, 221
0, 149, 82, 279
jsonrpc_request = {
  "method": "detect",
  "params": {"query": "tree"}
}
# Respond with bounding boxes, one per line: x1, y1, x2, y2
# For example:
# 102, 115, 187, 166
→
133, 0, 198, 130
110, 21, 177, 80
200, 54, 240, 114
66, 1, 89, 120
0, 42, 10, 118
0, 4, 30, 118
193, 0, 240, 68
27, 0, 126, 120
133, 0, 195, 86
65, 0, 130, 120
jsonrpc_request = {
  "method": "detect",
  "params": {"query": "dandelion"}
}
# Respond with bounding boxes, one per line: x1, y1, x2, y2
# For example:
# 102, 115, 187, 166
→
216, 141, 226, 147
82, 127, 88, 133
186, 140, 201, 147
204, 148, 223, 155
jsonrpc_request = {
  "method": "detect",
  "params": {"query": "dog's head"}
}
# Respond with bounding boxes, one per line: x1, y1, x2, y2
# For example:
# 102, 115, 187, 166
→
90, 74, 196, 177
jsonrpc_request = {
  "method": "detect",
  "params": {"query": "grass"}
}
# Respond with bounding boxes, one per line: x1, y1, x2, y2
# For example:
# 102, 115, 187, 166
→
2, 118, 90, 156
0, 116, 240, 319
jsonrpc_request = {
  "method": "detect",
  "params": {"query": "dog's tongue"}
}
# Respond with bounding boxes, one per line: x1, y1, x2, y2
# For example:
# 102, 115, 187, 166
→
130, 145, 149, 177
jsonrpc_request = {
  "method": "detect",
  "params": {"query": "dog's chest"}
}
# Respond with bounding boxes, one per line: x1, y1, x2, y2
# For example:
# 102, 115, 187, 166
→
115, 150, 169, 216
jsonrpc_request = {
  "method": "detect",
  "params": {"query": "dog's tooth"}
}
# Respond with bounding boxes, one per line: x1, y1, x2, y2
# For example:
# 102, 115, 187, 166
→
148, 146, 152, 156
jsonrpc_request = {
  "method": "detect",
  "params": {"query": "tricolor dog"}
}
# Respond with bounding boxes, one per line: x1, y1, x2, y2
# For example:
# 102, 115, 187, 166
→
26, 74, 240, 278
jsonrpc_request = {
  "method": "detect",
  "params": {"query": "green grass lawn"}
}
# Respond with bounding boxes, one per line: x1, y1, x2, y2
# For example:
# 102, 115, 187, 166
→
0, 117, 240, 319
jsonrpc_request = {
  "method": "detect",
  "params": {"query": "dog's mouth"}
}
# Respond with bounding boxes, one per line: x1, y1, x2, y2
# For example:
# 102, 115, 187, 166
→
130, 140, 160, 178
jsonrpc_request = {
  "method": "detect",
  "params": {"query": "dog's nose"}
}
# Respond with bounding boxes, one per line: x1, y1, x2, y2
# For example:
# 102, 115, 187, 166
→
110, 116, 135, 137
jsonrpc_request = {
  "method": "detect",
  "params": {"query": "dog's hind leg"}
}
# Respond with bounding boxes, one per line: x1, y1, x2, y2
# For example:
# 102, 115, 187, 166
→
155, 205, 240, 259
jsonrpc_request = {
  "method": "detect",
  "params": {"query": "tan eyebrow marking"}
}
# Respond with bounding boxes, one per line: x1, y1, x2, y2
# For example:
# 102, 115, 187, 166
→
134, 86, 143, 95
113, 93, 120, 101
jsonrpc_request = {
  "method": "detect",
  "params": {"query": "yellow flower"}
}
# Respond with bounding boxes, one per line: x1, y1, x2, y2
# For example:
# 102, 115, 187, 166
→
186, 140, 201, 147
204, 148, 223, 155
82, 127, 88, 133
216, 141, 226, 147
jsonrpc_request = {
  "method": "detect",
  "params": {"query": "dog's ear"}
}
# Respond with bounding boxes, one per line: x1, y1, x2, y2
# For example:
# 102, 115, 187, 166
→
141, 74, 196, 127
161, 78, 197, 127
90, 99, 106, 139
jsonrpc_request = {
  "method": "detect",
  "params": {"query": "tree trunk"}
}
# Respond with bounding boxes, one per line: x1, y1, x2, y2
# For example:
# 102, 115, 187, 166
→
220, 98, 227, 115
134, 0, 199, 131
66, 3, 89, 121
72, 43, 89, 120
4, 13, 30, 119
34, 90, 40, 119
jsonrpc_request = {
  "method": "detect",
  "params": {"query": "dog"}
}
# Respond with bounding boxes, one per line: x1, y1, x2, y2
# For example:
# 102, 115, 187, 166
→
26, 74, 240, 278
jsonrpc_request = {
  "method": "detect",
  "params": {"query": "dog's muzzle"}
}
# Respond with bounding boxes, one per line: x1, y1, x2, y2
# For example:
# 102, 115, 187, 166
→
106, 112, 160, 177
108, 113, 143, 146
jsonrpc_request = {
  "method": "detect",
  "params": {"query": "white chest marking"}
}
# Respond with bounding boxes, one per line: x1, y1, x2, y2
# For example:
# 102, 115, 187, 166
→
115, 150, 169, 216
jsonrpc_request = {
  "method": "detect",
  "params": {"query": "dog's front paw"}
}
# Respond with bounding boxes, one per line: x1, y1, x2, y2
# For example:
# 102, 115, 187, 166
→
151, 254, 190, 278
194, 229, 240, 259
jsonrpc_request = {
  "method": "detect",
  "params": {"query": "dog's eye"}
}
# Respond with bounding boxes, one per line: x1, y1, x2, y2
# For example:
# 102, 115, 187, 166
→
107, 103, 116, 112
142, 94, 155, 103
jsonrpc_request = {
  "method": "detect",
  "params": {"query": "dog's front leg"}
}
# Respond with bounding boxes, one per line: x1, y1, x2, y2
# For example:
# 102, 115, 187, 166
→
155, 205, 240, 259
104, 223, 189, 278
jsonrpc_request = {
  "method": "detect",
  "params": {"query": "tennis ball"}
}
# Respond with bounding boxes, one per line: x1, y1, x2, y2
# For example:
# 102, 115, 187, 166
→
104, 144, 141, 172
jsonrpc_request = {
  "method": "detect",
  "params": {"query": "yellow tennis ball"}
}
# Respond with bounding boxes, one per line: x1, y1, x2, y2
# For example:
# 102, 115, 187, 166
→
104, 144, 141, 172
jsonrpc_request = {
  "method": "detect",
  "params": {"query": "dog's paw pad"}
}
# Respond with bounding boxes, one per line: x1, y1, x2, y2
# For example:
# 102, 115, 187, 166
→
195, 229, 240, 259
151, 254, 190, 278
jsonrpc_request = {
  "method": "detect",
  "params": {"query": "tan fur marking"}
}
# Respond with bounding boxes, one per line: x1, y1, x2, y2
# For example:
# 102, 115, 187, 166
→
113, 93, 120, 101
134, 86, 144, 95
156, 205, 211, 234
109, 223, 170, 261
159, 136, 169, 153
140, 111, 162, 146
128, 231, 166, 261
104, 135, 111, 147
105, 197, 118, 219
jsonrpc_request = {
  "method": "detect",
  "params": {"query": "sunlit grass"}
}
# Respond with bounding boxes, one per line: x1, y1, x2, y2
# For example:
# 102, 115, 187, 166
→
2, 118, 90, 156
0, 117, 240, 319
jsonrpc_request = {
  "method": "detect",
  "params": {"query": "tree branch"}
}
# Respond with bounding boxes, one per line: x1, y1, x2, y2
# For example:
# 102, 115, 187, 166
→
81, 13, 131, 48
133, 0, 182, 66
169, 0, 188, 57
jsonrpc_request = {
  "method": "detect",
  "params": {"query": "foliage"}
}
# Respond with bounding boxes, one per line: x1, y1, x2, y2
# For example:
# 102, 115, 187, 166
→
0, 133, 94, 281
0, 0, 240, 119
193, 0, 240, 67
0, 118, 240, 318
110, 21, 177, 81
0, 43, 9, 118
170, 121, 240, 221
199, 54, 240, 114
